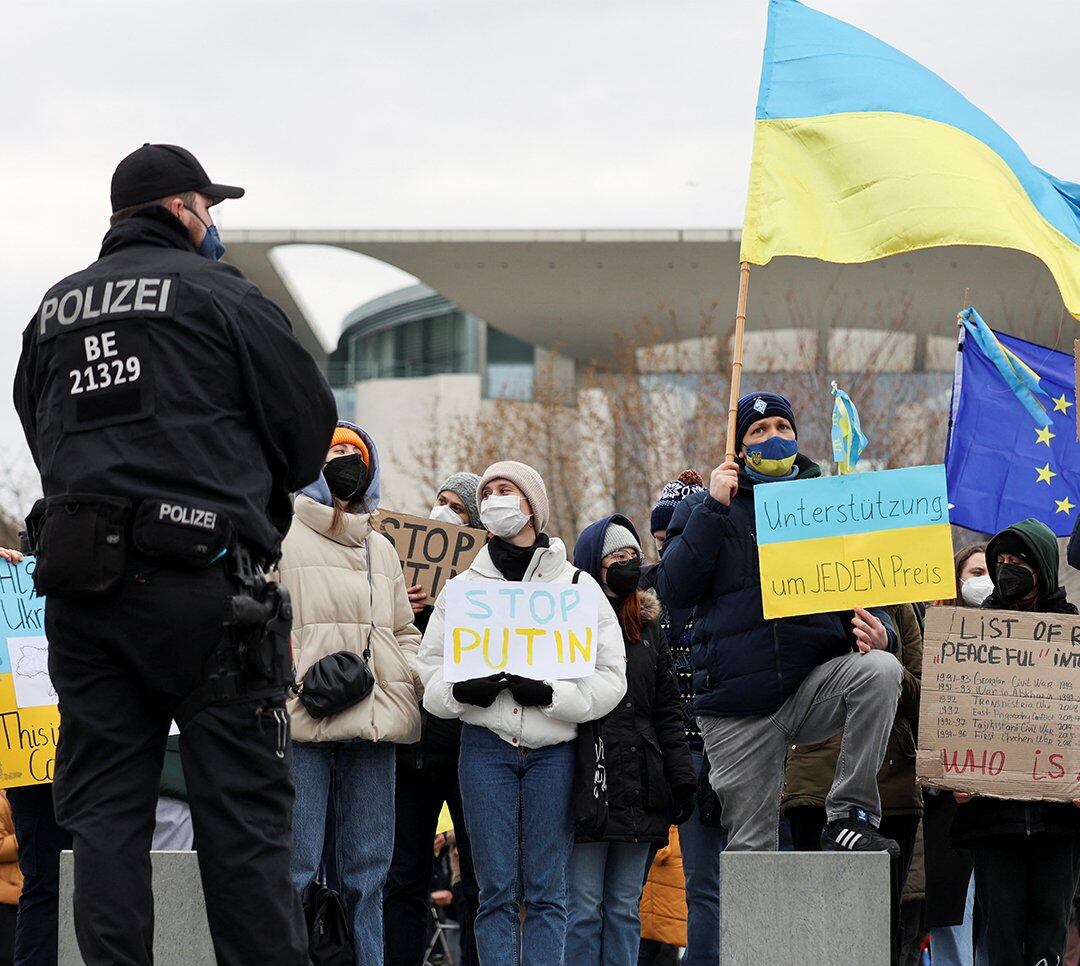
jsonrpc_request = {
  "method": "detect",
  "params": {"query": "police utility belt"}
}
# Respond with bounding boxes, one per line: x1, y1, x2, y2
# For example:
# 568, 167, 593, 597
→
24, 494, 293, 728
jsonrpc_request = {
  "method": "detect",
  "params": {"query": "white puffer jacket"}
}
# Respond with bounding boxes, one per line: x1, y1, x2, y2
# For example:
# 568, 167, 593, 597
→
277, 495, 422, 744
417, 538, 627, 749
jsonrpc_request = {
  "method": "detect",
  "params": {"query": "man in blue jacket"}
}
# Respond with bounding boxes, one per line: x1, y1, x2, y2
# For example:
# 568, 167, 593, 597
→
658, 392, 903, 856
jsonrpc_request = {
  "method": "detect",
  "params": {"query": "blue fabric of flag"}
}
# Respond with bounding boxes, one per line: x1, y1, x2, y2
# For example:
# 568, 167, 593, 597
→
946, 326, 1079, 536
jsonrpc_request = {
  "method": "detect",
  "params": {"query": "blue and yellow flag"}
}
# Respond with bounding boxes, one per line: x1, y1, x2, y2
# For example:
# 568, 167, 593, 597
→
742, 0, 1080, 318
831, 382, 868, 475
946, 323, 1079, 536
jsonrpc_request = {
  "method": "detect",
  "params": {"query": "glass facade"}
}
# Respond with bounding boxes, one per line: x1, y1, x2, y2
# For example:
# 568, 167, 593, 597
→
329, 283, 541, 402
484, 326, 535, 401
345, 308, 474, 382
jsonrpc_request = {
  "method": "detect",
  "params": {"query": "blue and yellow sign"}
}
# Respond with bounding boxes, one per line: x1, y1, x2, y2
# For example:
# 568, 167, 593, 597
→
755, 465, 956, 619
0, 557, 58, 787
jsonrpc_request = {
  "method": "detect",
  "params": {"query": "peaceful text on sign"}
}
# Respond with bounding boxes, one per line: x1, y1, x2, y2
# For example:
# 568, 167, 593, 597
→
918, 606, 1080, 801
442, 580, 600, 683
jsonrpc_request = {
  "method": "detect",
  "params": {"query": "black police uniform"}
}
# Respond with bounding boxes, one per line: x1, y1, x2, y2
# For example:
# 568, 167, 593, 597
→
13, 203, 337, 966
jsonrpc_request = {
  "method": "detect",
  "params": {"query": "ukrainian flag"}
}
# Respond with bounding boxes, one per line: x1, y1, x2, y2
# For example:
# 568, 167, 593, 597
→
742, 0, 1080, 318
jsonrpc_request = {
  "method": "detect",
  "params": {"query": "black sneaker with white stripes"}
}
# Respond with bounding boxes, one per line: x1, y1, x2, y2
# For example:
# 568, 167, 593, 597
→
821, 808, 900, 857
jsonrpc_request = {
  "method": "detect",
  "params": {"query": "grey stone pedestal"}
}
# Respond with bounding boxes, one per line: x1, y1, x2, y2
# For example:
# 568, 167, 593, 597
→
719, 851, 890, 966
59, 851, 216, 965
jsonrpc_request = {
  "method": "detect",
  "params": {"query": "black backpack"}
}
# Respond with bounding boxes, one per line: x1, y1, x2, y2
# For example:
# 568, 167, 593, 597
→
304, 883, 353, 966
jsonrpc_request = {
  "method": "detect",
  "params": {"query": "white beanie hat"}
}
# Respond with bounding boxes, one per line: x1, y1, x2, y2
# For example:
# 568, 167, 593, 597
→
477, 461, 550, 534
601, 523, 641, 558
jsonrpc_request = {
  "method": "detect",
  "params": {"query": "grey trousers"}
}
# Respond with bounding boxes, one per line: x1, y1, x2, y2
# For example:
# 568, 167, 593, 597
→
699, 649, 902, 852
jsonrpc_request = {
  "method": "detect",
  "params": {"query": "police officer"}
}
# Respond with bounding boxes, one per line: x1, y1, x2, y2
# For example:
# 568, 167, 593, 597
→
13, 144, 337, 966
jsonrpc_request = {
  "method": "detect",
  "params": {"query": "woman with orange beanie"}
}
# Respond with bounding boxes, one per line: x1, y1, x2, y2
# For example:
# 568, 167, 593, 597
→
277, 421, 422, 966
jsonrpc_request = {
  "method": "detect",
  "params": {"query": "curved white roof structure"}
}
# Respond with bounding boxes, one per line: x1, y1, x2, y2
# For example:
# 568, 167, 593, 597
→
222, 228, 1071, 369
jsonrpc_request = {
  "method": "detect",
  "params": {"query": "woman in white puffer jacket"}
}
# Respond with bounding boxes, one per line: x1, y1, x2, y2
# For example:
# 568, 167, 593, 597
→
277, 421, 420, 966
417, 460, 627, 966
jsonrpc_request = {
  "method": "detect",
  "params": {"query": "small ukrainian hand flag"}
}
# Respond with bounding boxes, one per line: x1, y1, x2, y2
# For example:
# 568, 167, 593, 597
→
831, 382, 868, 475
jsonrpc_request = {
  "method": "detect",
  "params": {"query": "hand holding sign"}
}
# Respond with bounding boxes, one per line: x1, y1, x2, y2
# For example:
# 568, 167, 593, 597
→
852, 606, 888, 653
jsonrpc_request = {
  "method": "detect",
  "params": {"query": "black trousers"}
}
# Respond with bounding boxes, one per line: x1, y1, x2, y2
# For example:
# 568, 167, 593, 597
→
46, 558, 308, 966
970, 832, 1080, 966
7, 783, 72, 966
384, 758, 479, 966
786, 805, 919, 966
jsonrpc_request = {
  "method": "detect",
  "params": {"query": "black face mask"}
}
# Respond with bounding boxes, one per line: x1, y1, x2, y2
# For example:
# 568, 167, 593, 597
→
605, 559, 642, 599
323, 454, 369, 503
996, 562, 1036, 601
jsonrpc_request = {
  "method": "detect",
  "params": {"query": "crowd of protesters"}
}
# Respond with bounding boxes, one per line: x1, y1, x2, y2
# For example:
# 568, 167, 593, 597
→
7, 389, 1080, 966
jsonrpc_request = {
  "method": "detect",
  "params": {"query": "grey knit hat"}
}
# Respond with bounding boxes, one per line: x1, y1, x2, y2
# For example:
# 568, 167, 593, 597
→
477, 461, 550, 534
602, 523, 641, 558
437, 472, 482, 528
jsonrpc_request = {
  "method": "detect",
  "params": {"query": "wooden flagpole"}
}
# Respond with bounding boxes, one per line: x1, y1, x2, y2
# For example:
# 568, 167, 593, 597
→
724, 261, 752, 461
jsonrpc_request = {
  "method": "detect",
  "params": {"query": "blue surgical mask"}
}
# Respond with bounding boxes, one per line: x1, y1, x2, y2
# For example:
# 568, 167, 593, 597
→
744, 434, 798, 478
198, 224, 226, 261
185, 206, 226, 260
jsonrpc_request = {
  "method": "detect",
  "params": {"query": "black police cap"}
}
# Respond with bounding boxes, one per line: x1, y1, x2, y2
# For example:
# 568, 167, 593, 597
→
110, 143, 245, 212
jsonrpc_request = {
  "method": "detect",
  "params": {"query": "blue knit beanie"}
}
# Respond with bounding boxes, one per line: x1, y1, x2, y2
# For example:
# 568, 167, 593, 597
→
735, 392, 797, 448
650, 469, 705, 534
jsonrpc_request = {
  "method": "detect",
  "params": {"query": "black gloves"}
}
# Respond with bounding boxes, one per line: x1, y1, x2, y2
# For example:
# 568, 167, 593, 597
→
504, 674, 554, 708
452, 674, 508, 708
451, 673, 553, 709
673, 783, 698, 825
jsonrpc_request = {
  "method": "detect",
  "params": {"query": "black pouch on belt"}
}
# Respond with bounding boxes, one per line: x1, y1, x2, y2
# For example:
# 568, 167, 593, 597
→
31, 494, 132, 598
132, 499, 232, 569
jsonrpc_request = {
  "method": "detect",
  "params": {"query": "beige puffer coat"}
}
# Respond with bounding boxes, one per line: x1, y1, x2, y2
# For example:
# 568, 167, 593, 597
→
277, 494, 422, 744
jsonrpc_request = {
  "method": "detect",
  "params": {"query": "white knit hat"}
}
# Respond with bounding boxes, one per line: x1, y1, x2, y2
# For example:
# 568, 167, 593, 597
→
477, 461, 550, 534
602, 523, 641, 558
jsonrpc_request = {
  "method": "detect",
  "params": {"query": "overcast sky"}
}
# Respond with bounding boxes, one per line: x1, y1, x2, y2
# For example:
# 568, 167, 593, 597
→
4, 0, 1079, 464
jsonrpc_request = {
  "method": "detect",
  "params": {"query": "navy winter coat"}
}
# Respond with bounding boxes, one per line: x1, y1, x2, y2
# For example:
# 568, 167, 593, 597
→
657, 456, 897, 718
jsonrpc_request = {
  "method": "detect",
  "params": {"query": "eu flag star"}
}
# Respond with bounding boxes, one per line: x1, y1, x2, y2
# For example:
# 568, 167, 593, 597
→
1036, 463, 1057, 485
1036, 425, 1056, 446
1056, 496, 1076, 515
1053, 393, 1073, 414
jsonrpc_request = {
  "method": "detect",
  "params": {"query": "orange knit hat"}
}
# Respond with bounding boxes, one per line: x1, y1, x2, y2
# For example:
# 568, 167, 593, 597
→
331, 425, 370, 466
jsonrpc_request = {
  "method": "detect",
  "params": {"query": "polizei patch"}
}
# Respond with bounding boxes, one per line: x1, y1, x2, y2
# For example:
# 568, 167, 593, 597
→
157, 503, 219, 532
37, 274, 178, 342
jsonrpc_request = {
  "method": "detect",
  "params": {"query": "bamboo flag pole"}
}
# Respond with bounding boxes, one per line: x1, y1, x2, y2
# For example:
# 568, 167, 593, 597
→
724, 261, 753, 461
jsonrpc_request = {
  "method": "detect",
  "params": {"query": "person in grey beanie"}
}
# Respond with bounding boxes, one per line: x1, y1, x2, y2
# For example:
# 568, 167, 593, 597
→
387, 470, 483, 966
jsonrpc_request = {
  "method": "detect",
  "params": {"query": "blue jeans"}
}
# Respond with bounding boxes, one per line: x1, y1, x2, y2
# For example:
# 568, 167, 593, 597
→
458, 724, 575, 966
679, 751, 727, 966
930, 872, 990, 966
566, 840, 651, 965
291, 740, 395, 966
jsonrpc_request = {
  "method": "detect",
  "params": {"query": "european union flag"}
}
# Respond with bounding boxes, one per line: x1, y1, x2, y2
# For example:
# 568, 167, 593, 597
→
947, 325, 1079, 536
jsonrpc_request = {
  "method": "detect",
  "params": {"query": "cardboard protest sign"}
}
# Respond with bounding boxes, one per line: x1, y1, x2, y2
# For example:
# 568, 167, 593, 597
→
443, 580, 601, 683
918, 605, 1080, 801
0, 557, 59, 787
376, 510, 486, 604
754, 464, 956, 619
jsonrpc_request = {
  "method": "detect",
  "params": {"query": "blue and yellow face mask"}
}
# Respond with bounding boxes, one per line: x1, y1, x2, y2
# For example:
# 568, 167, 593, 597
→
744, 434, 798, 479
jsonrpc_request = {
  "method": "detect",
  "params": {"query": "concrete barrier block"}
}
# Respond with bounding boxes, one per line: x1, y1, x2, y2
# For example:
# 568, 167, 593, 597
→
60, 851, 216, 966
719, 851, 890, 966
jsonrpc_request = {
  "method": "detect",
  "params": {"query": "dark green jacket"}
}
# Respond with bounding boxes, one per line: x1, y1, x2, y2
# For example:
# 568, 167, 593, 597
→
781, 603, 924, 816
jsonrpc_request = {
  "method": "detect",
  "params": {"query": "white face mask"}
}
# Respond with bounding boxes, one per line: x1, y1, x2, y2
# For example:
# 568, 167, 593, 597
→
480, 494, 531, 538
961, 573, 994, 607
429, 502, 463, 526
